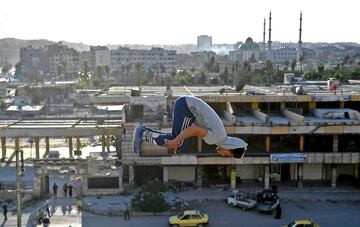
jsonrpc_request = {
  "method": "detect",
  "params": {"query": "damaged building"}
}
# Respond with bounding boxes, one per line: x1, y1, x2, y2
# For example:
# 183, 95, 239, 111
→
119, 85, 360, 189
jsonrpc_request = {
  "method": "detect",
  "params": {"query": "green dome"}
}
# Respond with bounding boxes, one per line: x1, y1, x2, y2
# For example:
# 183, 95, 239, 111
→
240, 37, 260, 50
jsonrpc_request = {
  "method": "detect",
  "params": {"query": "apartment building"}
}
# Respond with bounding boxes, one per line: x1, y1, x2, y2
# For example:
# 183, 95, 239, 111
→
118, 85, 360, 189
90, 46, 111, 70
197, 35, 212, 51
110, 47, 176, 73
49, 48, 80, 78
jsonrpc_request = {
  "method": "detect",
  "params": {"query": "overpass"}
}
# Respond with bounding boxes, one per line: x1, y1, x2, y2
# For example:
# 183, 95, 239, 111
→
0, 118, 122, 160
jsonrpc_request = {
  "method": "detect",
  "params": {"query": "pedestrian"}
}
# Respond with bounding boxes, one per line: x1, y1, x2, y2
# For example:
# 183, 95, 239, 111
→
275, 203, 282, 219
63, 183, 68, 198
133, 96, 247, 158
44, 200, 50, 217
37, 209, 45, 224
68, 184, 73, 198
123, 202, 130, 220
52, 183, 58, 198
2, 203, 8, 221
42, 214, 50, 226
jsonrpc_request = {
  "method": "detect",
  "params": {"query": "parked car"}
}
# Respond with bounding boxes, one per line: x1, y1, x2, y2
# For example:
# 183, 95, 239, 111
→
227, 191, 257, 210
168, 210, 209, 227
282, 219, 320, 227
256, 189, 279, 213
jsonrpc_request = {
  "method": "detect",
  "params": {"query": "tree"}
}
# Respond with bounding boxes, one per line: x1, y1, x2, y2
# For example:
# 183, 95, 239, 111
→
62, 61, 67, 80
265, 60, 274, 84
81, 61, 89, 80
249, 54, 256, 63
1, 63, 12, 74
135, 62, 143, 88
219, 67, 229, 84
131, 180, 168, 213
299, 55, 304, 72
291, 59, 297, 72
284, 60, 289, 71
104, 65, 110, 88
213, 62, 220, 73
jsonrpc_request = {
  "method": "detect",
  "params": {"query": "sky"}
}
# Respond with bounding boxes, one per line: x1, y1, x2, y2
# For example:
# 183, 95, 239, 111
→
0, 0, 359, 45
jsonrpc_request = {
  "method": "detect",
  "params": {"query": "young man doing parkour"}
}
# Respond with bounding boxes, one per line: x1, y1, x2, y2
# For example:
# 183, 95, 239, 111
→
133, 96, 247, 158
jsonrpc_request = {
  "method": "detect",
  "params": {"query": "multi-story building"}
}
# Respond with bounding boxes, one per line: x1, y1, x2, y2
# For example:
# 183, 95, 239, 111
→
18, 42, 80, 81
49, 48, 80, 78
197, 35, 212, 51
90, 46, 111, 71
118, 85, 360, 189
110, 47, 176, 73
265, 47, 298, 63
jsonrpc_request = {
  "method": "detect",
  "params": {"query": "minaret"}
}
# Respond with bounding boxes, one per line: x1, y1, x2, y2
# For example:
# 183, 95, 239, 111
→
263, 18, 266, 50
297, 11, 303, 61
267, 11, 272, 51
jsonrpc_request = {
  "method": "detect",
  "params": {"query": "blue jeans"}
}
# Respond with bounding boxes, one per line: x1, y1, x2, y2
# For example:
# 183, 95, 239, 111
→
142, 97, 195, 147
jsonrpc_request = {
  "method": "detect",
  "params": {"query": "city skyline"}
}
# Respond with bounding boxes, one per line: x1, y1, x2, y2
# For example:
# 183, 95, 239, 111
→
0, 0, 360, 46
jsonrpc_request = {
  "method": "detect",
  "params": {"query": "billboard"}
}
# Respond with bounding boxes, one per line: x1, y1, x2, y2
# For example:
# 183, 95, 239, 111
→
270, 153, 307, 163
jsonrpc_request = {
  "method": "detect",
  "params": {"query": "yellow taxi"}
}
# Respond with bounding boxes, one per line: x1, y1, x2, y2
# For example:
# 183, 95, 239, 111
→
168, 210, 209, 227
282, 219, 320, 227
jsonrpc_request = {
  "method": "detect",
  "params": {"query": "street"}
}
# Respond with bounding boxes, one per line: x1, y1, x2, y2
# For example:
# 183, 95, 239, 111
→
1, 198, 81, 227
82, 201, 360, 227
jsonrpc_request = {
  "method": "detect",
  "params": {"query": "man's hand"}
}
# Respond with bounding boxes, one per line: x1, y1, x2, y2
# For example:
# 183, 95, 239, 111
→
164, 138, 182, 154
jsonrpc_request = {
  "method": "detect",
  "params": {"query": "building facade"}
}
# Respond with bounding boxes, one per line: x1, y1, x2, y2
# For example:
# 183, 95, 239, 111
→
197, 35, 212, 51
119, 85, 360, 189
110, 47, 176, 73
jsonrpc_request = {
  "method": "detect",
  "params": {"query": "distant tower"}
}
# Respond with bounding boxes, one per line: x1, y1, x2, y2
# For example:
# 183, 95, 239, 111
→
297, 11, 303, 61
263, 18, 266, 50
267, 11, 272, 51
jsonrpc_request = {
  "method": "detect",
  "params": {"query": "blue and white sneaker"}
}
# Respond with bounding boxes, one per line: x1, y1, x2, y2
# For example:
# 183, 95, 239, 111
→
133, 125, 145, 153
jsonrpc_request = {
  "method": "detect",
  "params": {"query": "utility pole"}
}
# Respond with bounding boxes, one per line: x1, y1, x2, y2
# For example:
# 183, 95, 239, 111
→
15, 149, 22, 227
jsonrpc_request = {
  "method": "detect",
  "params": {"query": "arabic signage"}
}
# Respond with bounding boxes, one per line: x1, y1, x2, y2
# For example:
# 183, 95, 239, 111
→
270, 153, 307, 163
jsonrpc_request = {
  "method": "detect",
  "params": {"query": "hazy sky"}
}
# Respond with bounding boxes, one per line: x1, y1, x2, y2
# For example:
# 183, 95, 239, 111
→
0, 0, 359, 45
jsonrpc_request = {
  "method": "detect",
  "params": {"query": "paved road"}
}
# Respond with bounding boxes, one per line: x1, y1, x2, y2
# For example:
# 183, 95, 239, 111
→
82, 201, 360, 227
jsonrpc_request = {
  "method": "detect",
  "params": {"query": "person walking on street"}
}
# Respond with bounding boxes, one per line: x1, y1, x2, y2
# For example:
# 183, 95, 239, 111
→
52, 183, 58, 198
2, 203, 8, 221
123, 202, 130, 220
133, 96, 247, 158
275, 203, 282, 219
45, 200, 51, 217
68, 184, 73, 198
63, 183, 68, 198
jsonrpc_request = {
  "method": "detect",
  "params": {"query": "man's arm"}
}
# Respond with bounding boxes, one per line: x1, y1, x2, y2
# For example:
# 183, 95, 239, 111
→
164, 123, 207, 154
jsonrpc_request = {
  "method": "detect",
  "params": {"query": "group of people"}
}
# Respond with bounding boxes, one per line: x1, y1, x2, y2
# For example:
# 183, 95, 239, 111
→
52, 182, 74, 198
36, 201, 51, 226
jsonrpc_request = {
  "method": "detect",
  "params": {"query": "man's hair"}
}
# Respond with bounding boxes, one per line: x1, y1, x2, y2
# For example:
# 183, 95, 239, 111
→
230, 147, 245, 159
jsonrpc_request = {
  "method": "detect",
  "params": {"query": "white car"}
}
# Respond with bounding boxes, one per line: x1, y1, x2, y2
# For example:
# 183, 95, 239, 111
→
227, 193, 257, 210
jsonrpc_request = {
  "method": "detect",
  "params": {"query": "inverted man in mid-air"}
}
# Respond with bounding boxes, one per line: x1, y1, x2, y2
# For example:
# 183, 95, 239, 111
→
133, 96, 247, 158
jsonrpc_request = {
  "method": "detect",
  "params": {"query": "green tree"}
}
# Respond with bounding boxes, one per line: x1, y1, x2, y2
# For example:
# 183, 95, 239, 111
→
135, 62, 144, 88
1, 63, 12, 74
81, 61, 90, 80
284, 60, 289, 71
291, 59, 297, 72
104, 65, 110, 88
213, 62, 220, 73
265, 60, 273, 84
132, 180, 169, 212
299, 55, 304, 72
220, 67, 229, 84
249, 54, 256, 63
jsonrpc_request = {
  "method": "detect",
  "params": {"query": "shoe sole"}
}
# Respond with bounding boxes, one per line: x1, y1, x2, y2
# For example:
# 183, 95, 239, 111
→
132, 124, 143, 153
